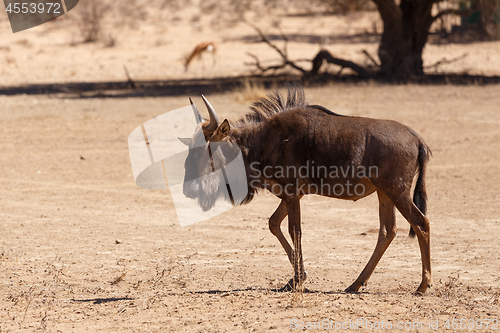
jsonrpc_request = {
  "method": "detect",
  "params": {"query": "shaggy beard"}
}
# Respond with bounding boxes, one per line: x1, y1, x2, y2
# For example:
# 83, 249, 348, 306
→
196, 173, 229, 211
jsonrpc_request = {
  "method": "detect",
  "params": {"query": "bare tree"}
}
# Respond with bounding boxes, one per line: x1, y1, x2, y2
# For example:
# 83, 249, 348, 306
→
166, 0, 492, 80
372, 0, 478, 80
245, 1, 481, 80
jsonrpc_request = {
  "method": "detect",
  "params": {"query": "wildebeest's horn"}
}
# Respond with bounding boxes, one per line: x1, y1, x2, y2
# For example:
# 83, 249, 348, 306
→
201, 94, 219, 132
189, 97, 203, 124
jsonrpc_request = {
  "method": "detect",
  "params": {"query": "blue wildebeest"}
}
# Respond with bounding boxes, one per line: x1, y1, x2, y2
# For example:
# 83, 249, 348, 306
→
179, 86, 432, 294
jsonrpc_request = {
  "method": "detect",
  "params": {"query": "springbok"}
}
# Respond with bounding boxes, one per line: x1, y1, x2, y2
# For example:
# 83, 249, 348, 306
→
179, 86, 432, 294
184, 41, 217, 72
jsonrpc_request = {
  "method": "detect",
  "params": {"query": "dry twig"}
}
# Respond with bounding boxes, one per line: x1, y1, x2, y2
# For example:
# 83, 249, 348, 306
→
111, 271, 129, 285
424, 53, 468, 71
361, 49, 380, 67
243, 20, 307, 74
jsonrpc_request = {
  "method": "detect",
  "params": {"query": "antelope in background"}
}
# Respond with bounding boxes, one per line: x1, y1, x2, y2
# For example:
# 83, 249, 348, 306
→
180, 86, 432, 295
184, 41, 217, 72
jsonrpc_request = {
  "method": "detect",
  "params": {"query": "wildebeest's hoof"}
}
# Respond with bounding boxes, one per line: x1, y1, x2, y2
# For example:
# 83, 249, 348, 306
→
277, 274, 307, 292
344, 286, 359, 293
277, 279, 294, 292
414, 281, 430, 295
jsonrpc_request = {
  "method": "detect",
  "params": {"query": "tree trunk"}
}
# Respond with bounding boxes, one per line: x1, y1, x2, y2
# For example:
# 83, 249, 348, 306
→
373, 0, 436, 80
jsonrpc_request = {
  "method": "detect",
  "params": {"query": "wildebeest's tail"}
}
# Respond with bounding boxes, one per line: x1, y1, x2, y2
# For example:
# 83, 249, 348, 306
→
409, 143, 431, 238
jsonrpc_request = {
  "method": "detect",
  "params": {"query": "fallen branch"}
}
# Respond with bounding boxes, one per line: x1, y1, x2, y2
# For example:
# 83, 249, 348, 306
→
310, 50, 370, 78
244, 20, 371, 78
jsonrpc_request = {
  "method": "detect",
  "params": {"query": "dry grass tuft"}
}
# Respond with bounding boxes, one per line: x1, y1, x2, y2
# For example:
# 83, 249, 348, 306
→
104, 34, 117, 48
235, 79, 267, 104
287, 250, 305, 307
73, 0, 110, 43
289, 283, 305, 307
313, 0, 375, 14
435, 274, 463, 299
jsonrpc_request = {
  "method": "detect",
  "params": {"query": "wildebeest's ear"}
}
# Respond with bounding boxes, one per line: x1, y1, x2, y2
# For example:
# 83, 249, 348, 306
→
217, 119, 230, 138
178, 137, 191, 146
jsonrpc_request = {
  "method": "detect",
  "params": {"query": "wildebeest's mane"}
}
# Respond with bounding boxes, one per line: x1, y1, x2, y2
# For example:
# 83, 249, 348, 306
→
232, 85, 307, 127
232, 85, 343, 128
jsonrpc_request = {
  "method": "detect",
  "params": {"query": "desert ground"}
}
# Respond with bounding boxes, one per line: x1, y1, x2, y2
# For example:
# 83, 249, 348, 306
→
1, 2, 500, 333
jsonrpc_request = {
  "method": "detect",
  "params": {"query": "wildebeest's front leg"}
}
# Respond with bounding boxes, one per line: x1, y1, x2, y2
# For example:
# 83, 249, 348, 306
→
282, 196, 307, 291
268, 198, 307, 291
268, 200, 294, 264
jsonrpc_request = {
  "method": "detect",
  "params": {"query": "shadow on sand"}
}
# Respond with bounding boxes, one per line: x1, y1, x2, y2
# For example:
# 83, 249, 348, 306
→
71, 297, 135, 304
1, 73, 500, 99
159, 286, 408, 297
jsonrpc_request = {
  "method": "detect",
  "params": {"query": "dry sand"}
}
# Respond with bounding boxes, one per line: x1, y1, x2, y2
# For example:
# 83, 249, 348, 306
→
1, 4, 500, 333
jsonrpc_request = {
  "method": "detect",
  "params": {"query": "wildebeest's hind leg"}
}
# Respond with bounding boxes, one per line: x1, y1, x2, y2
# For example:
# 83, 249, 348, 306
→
392, 194, 432, 295
346, 191, 396, 293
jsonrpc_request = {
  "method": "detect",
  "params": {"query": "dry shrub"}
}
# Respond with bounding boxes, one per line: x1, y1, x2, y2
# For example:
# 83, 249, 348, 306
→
235, 80, 267, 103
5, 56, 16, 64
160, 0, 190, 11
313, 0, 375, 14
104, 34, 117, 48
449, 0, 500, 37
478, 0, 500, 37
73, 0, 110, 43
288, 284, 304, 307
435, 274, 464, 299
117, 0, 149, 22
489, 292, 500, 305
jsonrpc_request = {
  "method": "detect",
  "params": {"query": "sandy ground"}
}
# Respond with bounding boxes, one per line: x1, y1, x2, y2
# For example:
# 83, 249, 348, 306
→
1, 84, 500, 332
1, 3, 500, 333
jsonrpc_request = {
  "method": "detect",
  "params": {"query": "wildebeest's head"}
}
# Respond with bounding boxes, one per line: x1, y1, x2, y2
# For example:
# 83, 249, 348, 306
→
179, 96, 234, 211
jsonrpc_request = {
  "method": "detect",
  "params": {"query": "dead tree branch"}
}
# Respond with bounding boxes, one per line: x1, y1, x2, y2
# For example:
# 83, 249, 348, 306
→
243, 20, 307, 74
245, 52, 288, 73
362, 49, 380, 68
424, 53, 468, 71
311, 50, 370, 78
123, 65, 136, 89
244, 20, 371, 78
244, 20, 287, 59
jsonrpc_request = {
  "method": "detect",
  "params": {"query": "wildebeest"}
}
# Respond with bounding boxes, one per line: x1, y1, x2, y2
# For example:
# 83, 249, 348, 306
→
179, 85, 432, 294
